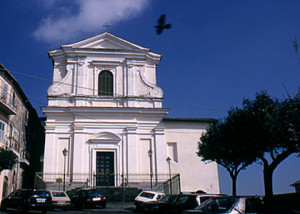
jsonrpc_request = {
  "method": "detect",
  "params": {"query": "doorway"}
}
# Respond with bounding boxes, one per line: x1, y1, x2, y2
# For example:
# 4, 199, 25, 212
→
96, 152, 114, 186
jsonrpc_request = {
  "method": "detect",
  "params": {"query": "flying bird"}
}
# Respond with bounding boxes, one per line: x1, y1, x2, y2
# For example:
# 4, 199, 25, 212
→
155, 14, 171, 35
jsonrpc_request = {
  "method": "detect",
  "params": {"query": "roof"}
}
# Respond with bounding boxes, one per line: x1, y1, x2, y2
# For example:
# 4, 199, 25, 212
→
163, 117, 217, 123
0, 63, 36, 114
48, 32, 162, 65
290, 180, 300, 186
62, 32, 150, 51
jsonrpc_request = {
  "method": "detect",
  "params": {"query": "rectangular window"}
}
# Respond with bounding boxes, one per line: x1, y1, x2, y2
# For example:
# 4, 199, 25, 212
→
9, 125, 13, 137
12, 92, 16, 108
24, 111, 28, 125
0, 121, 6, 141
167, 142, 178, 163
2, 83, 8, 102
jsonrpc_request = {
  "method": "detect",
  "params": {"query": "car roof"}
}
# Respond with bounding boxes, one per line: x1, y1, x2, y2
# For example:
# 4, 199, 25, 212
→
196, 194, 226, 197
79, 188, 103, 191
140, 191, 165, 194
17, 189, 49, 192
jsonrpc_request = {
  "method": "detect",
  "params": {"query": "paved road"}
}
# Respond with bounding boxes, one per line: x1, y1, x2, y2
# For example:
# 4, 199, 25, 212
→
0, 202, 140, 214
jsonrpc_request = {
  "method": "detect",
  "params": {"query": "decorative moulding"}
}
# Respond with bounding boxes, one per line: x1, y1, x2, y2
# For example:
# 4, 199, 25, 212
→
88, 132, 121, 144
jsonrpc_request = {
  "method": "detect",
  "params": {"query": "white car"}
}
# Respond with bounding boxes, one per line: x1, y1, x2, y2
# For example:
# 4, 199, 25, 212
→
134, 190, 165, 211
49, 191, 71, 210
194, 193, 225, 206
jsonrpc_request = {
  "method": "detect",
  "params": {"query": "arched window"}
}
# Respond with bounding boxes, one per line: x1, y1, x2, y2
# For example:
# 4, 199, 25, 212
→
98, 70, 113, 96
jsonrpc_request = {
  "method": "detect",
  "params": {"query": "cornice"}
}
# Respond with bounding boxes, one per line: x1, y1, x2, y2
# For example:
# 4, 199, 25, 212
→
41, 106, 169, 116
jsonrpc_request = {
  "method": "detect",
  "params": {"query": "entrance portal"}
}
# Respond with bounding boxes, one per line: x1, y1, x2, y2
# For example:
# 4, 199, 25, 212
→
96, 152, 114, 186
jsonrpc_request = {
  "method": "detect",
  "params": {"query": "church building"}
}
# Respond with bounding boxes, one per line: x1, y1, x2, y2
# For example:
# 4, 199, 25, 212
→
41, 32, 220, 193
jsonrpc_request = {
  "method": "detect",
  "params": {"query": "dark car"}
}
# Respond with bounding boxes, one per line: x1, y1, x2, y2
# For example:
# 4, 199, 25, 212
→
182, 196, 265, 214
71, 188, 107, 209
0, 189, 52, 213
143, 194, 177, 213
167, 194, 199, 214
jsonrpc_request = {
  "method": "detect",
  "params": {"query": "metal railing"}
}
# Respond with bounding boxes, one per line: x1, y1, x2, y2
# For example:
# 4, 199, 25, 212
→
35, 172, 180, 192
163, 174, 181, 195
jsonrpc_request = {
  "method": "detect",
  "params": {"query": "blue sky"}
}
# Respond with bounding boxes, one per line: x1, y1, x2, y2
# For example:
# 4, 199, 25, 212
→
0, 0, 299, 195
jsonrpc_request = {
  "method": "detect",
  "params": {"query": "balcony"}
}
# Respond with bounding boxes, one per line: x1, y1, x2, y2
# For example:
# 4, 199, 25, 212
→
20, 150, 30, 168
0, 97, 17, 115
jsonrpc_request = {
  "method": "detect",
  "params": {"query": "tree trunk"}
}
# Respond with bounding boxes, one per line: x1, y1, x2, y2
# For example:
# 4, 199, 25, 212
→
262, 150, 293, 197
263, 166, 273, 197
231, 174, 237, 196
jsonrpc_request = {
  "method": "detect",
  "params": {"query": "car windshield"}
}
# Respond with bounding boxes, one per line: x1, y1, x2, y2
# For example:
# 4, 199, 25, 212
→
175, 195, 193, 206
52, 192, 67, 197
199, 196, 215, 203
139, 192, 155, 199
87, 189, 104, 197
31, 191, 50, 197
195, 197, 236, 212
159, 195, 176, 202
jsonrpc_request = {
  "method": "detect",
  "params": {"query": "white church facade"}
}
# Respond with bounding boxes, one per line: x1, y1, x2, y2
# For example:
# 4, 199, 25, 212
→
41, 32, 220, 193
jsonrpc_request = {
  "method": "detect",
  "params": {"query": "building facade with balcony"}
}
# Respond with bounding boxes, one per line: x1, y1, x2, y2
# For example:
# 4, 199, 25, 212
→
42, 32, 220, 193
0, 64, 44, 202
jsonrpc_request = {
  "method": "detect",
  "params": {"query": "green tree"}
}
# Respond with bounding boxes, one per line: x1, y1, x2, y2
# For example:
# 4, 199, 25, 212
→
198, 91, 300, 196
0, 148, 18, 173
198, 108, 258, 195
243, 91, 300, 196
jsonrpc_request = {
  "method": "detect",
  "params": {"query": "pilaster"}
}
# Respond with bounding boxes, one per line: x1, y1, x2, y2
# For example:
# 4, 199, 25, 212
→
125, 127, 138, 175
72, 126, 87, 174
153, 127, 166, 175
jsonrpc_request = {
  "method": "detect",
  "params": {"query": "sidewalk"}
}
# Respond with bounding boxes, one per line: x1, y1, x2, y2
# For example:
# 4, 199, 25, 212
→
90, 202, 135, 213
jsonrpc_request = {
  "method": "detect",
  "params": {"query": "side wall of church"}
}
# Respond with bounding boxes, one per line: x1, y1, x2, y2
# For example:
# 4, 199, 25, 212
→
162, 120, 220, 194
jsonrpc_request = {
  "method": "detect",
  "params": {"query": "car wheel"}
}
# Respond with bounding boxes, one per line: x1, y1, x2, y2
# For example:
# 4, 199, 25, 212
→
102, 203, 106, 209
16, 205, 24, 214
0, 203, 6, 211
135, 204, 141, 212
80, 202, 86, 210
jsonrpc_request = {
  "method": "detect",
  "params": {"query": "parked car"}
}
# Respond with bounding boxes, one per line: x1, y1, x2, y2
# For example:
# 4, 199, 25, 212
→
155, 193, 224, 214
0, 189, 52, 213
166, 194, 201, 214
142, 194, 177, 213
134, 190, 166, 212
182, 196, 264, 214
71, 188, 107, 209
49, 190, 71, 210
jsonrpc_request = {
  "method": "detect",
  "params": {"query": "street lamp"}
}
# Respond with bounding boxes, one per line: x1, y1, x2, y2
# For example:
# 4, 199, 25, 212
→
166, 157, 172, 194
148, 149, 153, 189
62, 148, 68, 191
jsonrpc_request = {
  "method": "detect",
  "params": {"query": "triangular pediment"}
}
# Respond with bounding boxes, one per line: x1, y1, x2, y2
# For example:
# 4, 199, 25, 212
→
62, 32, 149, 51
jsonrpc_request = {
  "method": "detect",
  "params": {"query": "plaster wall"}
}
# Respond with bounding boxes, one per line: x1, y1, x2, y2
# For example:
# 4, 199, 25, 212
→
162, 121, 220, 193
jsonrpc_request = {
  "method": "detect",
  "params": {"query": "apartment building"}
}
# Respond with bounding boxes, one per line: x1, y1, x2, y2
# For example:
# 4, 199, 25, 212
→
0, 64, 44, 202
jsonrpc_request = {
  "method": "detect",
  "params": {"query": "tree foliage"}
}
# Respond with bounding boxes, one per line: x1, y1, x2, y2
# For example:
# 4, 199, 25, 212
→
198, 91, 300, 196
0, 148, 18, 173
198, 108, 258, 195
243, 91, 300, 196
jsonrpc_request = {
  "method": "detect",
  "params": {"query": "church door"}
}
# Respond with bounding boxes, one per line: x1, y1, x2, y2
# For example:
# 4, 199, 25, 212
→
96, 152, 114, 186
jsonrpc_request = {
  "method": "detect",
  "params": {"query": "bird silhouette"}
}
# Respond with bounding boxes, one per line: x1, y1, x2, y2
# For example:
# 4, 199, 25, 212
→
155, 14, 171, 34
